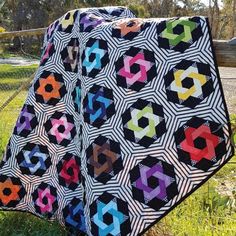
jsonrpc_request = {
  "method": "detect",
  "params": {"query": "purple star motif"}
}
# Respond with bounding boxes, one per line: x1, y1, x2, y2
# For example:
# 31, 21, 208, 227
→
136, 162, 173, 202
79, 13, 105, 32
14, 104, 38, 137
130, 155, 178, 210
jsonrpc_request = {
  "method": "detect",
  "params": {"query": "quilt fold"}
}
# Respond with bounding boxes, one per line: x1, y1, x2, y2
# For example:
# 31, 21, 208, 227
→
0, 6, 234, 236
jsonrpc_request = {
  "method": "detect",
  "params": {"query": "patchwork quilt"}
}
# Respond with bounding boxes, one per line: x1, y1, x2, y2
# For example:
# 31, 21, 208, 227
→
0, 6, 234, 236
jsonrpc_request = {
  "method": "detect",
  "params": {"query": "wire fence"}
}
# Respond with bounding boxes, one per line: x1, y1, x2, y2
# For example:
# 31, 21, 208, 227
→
0, 32, 40, 156
0, 70, 37, 154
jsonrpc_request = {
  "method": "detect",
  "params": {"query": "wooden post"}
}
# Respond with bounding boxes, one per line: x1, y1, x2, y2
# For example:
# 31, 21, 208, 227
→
0, 29, 236, 67
0, 28, 46, 39
213, 40, 236, 67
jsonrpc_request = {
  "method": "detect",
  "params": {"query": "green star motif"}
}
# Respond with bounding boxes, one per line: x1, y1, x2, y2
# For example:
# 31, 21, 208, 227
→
161, 19, 197, 46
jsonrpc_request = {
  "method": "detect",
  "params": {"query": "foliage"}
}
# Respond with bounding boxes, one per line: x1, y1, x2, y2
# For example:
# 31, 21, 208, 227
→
0, 0, 235, 57
230, 114, 236, 146
0, 26, 5, 32
0, 0, 235, 39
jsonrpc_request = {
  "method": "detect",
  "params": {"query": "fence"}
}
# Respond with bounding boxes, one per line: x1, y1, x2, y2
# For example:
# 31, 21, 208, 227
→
0, 28, 236, 235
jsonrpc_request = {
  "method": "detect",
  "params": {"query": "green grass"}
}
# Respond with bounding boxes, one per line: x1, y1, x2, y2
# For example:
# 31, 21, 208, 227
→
0, 52, 16, 59
0, 211, 66, 236
0, 64, 236, 235
0, 64, 37, 91
0, 64, 37, 155
0, 90, 27, 156
0, 50, 41, 59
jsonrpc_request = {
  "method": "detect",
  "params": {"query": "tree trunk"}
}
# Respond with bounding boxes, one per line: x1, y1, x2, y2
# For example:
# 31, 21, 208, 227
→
213, 0, 220, 39
218, 17, 228, 39
231, 0, 236, 38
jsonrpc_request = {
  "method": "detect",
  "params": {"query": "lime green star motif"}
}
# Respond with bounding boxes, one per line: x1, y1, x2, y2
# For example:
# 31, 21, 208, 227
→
162, 19, 196, 46
122, 99, 166, 148
127, 106, 160, 139
157, 17, 203, 52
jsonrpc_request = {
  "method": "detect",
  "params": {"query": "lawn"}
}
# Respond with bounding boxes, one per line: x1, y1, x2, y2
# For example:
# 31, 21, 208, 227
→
0, 64, 235, 236
0, 64, 37, 156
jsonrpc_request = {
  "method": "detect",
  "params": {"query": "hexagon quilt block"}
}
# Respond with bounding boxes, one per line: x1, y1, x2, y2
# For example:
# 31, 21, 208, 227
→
90, 192, 131, 236
0, 175, 26, 208
86, 135, 123, 184
58, 10, 78, 33
164, 59, 214, 108
57, 153, 81, 190
44, 112, 76, 147
174, 116, 227, 171
115, 47, 157, 91
122, 99, 166, 147
82, 38, 109, 78
157, 17, 203, 52
130, 156, 178, 211
16, 143, 51, 176
32, 182, 58, 218
13, 104, 38, 137
112, 18, 151, 40
34, 71, 67, 106
83, 84, 116, 128
79, 13, 106, 32
63, 197, 86, 233
61, 38, 80, 73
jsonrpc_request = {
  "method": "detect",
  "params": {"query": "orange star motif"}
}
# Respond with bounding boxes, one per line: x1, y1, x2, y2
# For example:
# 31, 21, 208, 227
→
36, 74, 62, 102
115, 19, 143, 36
0, 179, 21, 205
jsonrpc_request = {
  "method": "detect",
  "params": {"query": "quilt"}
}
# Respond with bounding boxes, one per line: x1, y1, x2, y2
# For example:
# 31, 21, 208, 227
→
0, 6, 234, 236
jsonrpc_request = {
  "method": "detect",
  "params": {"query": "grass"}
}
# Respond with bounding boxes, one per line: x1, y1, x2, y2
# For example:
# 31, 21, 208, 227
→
0, 211, 66, 236
0, 64, 37, 91
0, 48, 41, 59
0, 64, 236, 235
0, 64, 37, 156
0, 51, 21, 59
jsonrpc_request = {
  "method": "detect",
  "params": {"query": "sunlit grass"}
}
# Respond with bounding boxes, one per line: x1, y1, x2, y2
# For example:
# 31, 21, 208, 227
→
0, 64, 37, 90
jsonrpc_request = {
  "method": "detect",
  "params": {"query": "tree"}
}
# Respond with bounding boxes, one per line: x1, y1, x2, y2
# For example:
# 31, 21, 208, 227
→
231, 0, 236, 37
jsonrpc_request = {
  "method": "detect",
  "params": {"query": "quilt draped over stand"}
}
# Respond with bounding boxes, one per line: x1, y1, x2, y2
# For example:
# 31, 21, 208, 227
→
0, 6, 234, 236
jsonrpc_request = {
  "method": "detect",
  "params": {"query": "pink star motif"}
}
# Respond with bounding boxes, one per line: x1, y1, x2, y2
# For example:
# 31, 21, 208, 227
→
49, 116, 74, 143
36, 188, 56, 213
119, 53, 152, 86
